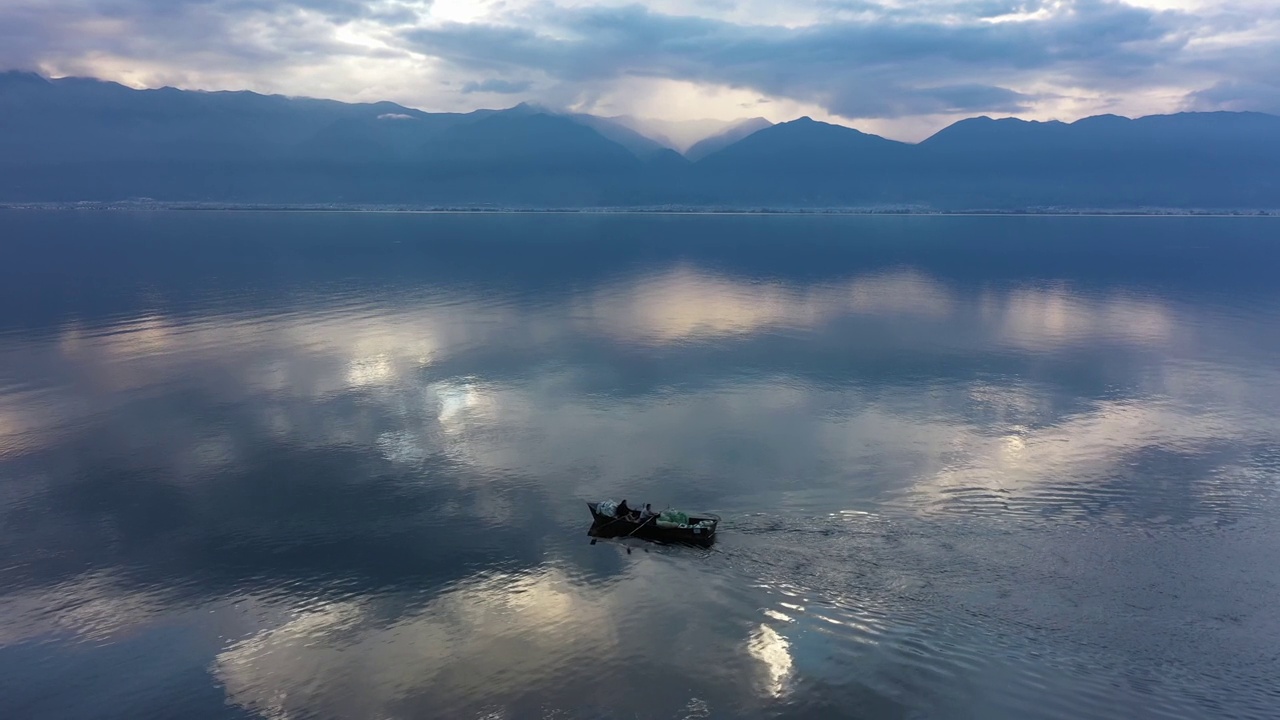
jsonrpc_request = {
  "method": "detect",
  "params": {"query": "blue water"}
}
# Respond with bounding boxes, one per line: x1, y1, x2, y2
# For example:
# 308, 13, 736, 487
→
1, 212, 1279, 720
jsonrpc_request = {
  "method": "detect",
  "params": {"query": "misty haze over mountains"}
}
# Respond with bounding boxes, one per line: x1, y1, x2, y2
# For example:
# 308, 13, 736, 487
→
2, 71, 1278, 210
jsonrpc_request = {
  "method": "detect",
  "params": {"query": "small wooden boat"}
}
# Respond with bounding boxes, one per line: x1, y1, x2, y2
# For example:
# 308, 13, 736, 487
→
587, 501, 720, 547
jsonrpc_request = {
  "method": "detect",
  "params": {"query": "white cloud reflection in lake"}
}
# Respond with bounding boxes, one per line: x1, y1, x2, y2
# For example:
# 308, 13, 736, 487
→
2, 263, 1275, 517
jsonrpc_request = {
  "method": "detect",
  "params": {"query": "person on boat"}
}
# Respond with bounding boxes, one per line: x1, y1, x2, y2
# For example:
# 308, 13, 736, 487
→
615, 499, 632, 519
638, 504, 656, 522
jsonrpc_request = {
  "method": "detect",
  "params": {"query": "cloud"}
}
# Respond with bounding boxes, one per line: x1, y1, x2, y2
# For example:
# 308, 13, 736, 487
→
376, 111, 415, 119
402, 0, 1197, 118
0, 0, 1278, 144
1189, 81, 1280, 114
460, 77, 534, 94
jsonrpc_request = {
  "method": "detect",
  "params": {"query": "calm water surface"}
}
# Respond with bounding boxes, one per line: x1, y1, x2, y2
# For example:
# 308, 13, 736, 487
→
1, 212, 1279, 720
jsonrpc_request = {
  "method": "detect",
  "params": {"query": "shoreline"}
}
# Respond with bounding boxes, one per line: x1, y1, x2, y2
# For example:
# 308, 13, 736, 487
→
1, 202, 1277, 217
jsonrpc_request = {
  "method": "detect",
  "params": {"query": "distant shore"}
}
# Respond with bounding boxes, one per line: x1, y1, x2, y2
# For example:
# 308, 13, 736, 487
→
1, 201, 1277, 217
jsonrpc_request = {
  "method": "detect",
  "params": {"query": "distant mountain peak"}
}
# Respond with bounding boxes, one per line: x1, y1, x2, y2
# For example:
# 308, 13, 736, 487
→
772, 116, 877, 137
778, 116, 849, 130
1072, 113, 1129, 127
1, 69, 47, 79
505, 100, 558, 116
0, 70, 52, 87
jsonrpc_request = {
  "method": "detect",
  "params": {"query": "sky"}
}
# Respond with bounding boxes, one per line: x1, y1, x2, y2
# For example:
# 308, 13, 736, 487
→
1, 0, 1278, 141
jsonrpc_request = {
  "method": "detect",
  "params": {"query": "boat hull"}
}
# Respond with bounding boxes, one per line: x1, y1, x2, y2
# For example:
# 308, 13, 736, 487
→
586, 502, 719, 547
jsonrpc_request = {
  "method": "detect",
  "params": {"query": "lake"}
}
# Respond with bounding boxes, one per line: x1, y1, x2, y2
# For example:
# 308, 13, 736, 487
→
1, 212, 1278, 720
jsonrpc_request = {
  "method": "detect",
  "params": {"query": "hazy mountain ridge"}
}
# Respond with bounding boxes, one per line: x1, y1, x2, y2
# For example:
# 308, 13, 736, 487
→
685, 118, 773, 161
2, 72, 1278, 209
600, 115, 760, 153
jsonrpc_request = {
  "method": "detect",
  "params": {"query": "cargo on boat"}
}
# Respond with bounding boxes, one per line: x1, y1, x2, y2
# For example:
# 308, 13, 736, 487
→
587, 499, 719, 547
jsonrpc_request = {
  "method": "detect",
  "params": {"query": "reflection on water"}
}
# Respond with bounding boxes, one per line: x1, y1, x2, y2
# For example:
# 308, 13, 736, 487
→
580, 267, 954, 343
216, 568, 619, 719
1, 213, 1279, 719
746, 624, 793, 699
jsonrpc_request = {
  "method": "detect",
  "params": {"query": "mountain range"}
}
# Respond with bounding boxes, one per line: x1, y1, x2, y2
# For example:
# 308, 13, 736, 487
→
2, 71, 1278, 209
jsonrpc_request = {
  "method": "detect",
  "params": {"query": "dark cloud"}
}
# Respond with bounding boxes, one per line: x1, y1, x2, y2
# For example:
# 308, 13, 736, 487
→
402, 0, 1194, 118
832, 83, 1037, 118
0, 0, 1277, 123
1180, 24, 1280, 112
1188, 80, 1280, 115
104, 0, 414, 24
0, 0, 419, 72
461, 78, 534, 94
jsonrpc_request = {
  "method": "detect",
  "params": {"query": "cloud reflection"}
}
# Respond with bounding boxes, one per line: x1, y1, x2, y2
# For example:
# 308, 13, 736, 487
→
580, 267, 953, 344
746, 624, 794, 698
0, 572, 170, 646
988, 285, 1175, 350
3, 262, 1273, 520
212, 564, 754, 718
